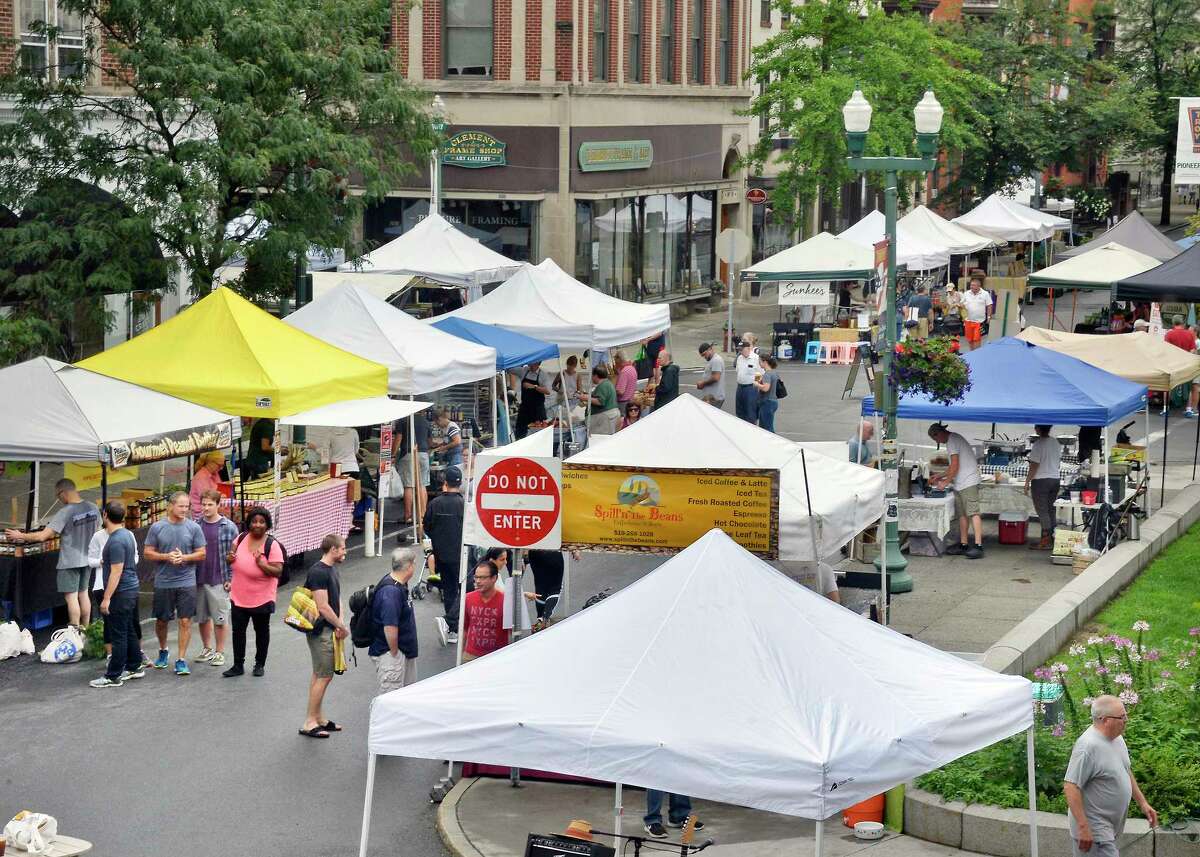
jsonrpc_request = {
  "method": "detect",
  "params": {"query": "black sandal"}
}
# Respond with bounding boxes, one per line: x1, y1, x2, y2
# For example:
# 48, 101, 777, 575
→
299, 726, 330, 739
321, 720, 343, 732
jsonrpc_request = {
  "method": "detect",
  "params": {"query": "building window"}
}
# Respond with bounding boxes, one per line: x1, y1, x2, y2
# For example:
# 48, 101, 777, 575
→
444, 0, 493, 78
19, 0, 86, 80
592, 0, 609, 81
718, 0, 732, 84
575, 191, 715, 301
689, 0, 704, 84
760, 0, 771, 26
365, 197, 537, 264
661, 0, 676, 82
627, 0, 642, 82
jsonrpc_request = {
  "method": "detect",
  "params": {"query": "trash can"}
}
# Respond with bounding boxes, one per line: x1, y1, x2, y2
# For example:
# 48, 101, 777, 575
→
1032, 681, 1064, 725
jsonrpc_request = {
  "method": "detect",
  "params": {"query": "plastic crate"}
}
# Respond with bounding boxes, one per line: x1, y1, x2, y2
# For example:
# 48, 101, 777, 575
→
24, 608, 53, 630
0, 599, 12, 621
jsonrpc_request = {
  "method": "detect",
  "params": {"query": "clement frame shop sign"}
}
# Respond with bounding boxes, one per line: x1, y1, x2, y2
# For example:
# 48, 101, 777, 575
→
578, 140, 654, 172
441, 131, 507, 169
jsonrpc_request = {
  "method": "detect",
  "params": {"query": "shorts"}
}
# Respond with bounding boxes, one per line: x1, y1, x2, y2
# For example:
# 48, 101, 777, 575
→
307, 628, 335, 678
964, 320, 983, 344
195, 583, 231, 625
153, 586, 197, 622
954, 483, 981, 519
702, 395, 726, 409
372, 651, 417, 693
398, 452, 431, 489
1071, 840, 1117, 857
56, 566, 90, 594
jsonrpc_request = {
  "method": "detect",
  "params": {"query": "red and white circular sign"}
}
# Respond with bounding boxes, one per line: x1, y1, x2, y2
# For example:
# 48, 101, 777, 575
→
746, 188, 768, 205
474, 457, 561, 547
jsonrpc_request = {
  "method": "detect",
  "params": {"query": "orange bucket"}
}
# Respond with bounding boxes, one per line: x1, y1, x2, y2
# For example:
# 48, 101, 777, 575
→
842, 793, 885, 828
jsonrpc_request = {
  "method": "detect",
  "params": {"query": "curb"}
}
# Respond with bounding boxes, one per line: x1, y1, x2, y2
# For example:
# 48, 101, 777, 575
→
436, 777, 480, 857
903, 787, 1195, 857
981, 483, 1200, 675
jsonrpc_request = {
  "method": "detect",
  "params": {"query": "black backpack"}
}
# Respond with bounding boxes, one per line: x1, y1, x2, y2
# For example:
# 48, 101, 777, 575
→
349, 575, 397, 649
234, 532, 290, 586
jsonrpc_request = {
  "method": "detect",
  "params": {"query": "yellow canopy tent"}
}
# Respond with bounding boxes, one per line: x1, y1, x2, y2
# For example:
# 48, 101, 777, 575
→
80, 287, 388, 417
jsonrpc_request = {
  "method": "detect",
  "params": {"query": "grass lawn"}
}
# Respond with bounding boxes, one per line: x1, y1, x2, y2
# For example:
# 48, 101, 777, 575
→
917, 522, 1200, 821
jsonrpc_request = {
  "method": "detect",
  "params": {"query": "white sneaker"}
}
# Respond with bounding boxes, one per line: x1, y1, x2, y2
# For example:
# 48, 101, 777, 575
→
90, 676, 123, 688
194, 648, 215, 663
446, 632, 459, 645
120, 668, 146, 681
210, 652, 225, 666
435, 617, 449, 646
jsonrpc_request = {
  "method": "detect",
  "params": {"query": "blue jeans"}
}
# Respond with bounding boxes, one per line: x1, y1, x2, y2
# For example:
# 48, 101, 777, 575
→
735, 384, 759, 424
104, 592, 141, 680
758, 398, 778, 432
645, 790, 692, 826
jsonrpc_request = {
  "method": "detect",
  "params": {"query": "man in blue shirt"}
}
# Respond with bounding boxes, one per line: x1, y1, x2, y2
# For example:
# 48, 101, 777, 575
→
847, 419, 877, 467
91, 501, 144, 688
145, 492, 206, 675
370, 546, 419, 693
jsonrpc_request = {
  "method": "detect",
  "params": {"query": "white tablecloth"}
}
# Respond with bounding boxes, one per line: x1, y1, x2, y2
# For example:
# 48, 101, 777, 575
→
897, 494, 956, 538
978, 482, 1036, 518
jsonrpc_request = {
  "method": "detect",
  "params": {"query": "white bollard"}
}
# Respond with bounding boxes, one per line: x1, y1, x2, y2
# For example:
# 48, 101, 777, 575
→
364, 510, 376, 557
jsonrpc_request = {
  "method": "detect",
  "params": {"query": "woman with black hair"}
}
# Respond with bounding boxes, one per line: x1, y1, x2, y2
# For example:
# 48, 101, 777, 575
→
223, 507, 285, 677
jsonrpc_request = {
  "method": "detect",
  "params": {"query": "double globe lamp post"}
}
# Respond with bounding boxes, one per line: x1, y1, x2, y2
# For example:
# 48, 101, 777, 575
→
842, 88, 943, 595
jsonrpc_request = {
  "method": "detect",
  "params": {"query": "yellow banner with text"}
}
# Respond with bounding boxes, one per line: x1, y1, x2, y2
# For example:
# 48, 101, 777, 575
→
561, 466, 779, 558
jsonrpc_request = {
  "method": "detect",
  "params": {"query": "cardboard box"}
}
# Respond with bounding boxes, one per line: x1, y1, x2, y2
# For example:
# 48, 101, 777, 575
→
121, 489, 154, 502
1109, 444, 1146, 464
346, 479, 361, 503
1053, 529, 1088, 557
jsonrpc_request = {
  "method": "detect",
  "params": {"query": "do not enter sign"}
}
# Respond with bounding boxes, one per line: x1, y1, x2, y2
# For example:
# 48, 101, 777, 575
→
472, 456, 562, 549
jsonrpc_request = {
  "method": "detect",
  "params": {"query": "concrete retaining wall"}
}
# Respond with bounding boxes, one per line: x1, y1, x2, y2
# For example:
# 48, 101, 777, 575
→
907, 486, 1200, 857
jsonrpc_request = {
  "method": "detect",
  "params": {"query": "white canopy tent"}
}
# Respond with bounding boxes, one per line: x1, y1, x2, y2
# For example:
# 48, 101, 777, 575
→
436, 259, 669, 350
998, 193, 1072, 231
361, 529, 1036, 857
565, 395, 884, 559
1029, 242, 1162, 291
284, 283, 496, 395
952, 193, 1060, 243
839, 210, 951, 272
0, 357, 236, 462
898, 205, 995, 255
337, 212, 522, 288
309, 271, 413, 302
278, 397, 429, 428
741, 231, 876, 281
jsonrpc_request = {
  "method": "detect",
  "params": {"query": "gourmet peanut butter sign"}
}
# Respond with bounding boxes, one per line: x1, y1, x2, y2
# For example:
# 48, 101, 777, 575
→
562, 466, 779, 558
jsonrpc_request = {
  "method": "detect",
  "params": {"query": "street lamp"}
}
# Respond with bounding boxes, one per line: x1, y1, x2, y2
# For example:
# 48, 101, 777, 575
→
843, 88, 942, 595
430, 94, 448, 216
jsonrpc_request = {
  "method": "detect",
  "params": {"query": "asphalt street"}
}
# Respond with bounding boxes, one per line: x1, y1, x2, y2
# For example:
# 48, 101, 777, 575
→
3, 288, 1193, 857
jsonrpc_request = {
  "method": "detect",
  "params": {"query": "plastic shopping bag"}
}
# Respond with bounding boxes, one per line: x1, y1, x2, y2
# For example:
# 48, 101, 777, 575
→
0, 621, 35, 659
5, 811, 58, 854
38, 626, 84, 664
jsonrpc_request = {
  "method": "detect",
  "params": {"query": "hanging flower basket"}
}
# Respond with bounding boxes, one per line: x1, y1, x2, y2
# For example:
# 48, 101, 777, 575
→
888, 337, 972, 405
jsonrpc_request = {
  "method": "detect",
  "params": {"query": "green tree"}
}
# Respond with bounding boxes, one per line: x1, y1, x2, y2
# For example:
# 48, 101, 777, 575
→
1112, 0, 1200, 225
940, 0, 1153, 203
746, 0, 991, 226
0, 0, 436, 362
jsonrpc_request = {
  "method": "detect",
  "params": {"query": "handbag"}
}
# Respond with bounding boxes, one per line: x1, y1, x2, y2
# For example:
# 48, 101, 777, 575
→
5, 811, 58, 854
775, 378, 788, 400
38, 626, 84, 664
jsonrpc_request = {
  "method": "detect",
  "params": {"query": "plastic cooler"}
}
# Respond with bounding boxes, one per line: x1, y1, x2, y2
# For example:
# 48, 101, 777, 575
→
998, 512, 1028, 545
843, 794, 885, 828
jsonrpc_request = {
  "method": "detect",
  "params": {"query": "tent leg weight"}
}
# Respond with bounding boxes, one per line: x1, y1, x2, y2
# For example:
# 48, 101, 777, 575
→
430, 776, 456, 804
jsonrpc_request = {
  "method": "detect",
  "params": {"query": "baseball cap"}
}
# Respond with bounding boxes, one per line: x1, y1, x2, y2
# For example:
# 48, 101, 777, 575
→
698, 342, 713, 354
444, 465, 463, 487
927, 422, 949, 438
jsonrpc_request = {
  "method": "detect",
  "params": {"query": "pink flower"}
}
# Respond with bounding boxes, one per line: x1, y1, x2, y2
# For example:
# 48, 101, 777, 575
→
1188, 627, 1200, 637
1088, 636, 1104, 646
1118, 690, 1139, 706
1069, 643, 1086, 657
1132, 620, 1150, 632
1114, 673, 1134, 687
1034, 667, 1052, 680
1144, 650, 1161, 662
1051, 723, 1065, 737
1160, 670, 1173, 679
1096, 666, 1109, 676
1051, 662, 1069, 675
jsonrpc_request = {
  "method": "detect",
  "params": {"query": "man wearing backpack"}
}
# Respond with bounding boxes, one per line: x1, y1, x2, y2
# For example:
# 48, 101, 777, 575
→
423, 465, 465, 646
369, 547, 419, 693
300, 534, 349, 739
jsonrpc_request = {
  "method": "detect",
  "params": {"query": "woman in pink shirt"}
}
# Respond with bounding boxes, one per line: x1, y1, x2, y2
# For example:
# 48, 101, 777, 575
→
223, 507, 284, 677
190, 451, 225, 519
613, 351, 638, 412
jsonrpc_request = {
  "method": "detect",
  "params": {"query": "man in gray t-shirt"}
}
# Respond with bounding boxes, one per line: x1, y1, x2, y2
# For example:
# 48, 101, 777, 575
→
1064, 695, 1157, 857
144, 492, 206, 674
696, 343, 726, 407
4, 477, 99, 628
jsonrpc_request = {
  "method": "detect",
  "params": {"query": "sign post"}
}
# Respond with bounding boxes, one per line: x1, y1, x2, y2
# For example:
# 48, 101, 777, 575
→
716, 228, 752, 352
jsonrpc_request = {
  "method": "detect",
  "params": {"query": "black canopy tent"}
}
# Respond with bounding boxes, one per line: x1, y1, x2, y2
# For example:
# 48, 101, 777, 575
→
1115, 241, 1200, 493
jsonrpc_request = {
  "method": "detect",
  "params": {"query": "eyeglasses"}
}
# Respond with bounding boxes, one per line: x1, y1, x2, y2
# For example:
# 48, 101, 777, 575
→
1103, 714, 1128, 722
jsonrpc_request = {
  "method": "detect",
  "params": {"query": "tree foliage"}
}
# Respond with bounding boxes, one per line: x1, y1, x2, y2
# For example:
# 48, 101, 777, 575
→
746, 0, 992, 222
0, 0, 436, 362
940, 0, 1154, 201
1111, 0, 1200, 224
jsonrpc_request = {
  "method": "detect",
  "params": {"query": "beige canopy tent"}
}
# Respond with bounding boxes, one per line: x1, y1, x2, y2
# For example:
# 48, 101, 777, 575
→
1017, 327, 1200, 504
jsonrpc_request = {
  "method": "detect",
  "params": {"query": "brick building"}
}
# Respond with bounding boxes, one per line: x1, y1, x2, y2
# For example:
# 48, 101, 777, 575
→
381, 0, 756, 304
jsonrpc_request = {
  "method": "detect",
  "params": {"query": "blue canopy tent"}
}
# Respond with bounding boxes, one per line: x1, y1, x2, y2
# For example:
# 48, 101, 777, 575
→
863, 338, 1148, 507
430, 316, 559, 370
430, 316, 562, 446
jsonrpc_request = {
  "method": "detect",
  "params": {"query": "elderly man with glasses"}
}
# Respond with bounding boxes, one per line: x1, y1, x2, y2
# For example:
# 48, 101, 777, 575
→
1064, 695, 1157, 857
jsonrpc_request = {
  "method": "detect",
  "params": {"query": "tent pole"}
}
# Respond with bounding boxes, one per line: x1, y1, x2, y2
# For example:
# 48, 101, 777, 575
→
563, 549, 571, 619
1026, 726, 1039, 857
1070, 290, 1078, 331
1047, 288, 1054, 331
814, 816, 824, 857
409, 400, 423, 543
1102, 426, 1110, 504
101, 463, 108, 506
1161, 405, 1168, 508
272, 423, 282, 533
559, 367, 573, 456
25, 462, 37, 530
491, 374, 499, 449
1145, 406, 1152, 514
501, 373, 512, 446
455, 425, 477, 665
614, 783, 623, 841
378, 423, 387, 557
357, 752, 378, 857
1192, 399, 1199, 480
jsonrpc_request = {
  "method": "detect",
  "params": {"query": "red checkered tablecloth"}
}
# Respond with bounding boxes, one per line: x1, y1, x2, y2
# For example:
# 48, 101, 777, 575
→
221, 478, 353, 555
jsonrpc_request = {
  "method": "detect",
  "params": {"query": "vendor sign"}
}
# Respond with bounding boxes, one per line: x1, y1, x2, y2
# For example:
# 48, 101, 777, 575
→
1174, 97, 1200, 185
65, 462, 140, 490
561, 466, 779, 558
103, 418, 238, 468
778, 281, 829, 306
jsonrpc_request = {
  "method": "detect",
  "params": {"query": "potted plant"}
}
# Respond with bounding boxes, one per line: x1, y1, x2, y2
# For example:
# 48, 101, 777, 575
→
888, 337, 972, 405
